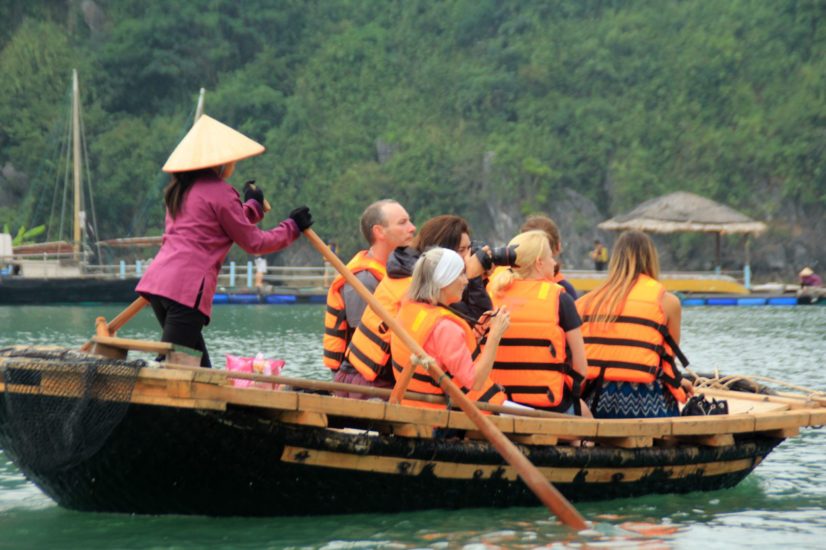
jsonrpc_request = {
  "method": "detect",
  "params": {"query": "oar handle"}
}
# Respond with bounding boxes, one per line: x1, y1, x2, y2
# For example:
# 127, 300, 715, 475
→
80, 296, 149, 352
108, 296, 149, 334
302, 228, 588, 530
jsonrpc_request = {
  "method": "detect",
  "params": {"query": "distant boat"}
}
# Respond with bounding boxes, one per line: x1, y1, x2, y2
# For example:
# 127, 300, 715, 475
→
0, 71, 167, 305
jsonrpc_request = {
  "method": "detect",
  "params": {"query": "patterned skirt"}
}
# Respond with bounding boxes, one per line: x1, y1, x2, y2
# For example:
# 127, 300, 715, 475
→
585, 379, 679, 419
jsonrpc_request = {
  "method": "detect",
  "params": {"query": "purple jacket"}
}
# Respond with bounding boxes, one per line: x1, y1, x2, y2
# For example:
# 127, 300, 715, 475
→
136, 172, 299, 318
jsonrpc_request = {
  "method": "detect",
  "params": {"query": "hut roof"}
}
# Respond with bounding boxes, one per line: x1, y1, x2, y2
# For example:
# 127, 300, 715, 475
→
598, 191, 767, 235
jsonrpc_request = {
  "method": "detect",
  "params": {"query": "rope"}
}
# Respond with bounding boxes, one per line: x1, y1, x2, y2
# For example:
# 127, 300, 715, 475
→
412, 355, 451, 408
25, 82, 72, 233
128, 101, 198, 238
685, 366, 826, 399
46, 98, 72, 242
79, 103, 103, 261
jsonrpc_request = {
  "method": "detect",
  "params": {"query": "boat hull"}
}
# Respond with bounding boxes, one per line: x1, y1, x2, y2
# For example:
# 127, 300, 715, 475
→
0, 391, 778, 516
0, 277, 141, 305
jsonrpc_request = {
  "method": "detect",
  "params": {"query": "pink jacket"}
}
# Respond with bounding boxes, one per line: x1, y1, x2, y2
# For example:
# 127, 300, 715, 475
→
136, 172, 299, 319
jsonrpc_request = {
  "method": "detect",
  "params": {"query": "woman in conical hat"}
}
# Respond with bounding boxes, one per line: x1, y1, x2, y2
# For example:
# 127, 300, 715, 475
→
136, 115, 314, 367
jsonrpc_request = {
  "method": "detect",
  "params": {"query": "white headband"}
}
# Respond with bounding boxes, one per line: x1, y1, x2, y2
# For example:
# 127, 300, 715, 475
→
433, 248, 465, 288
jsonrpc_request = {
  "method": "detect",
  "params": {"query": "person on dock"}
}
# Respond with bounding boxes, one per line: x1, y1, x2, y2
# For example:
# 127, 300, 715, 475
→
521, 214, 577, 298
799, 266, 822, 288
136, 115, 313, 368
575, 230, 694, 418
254, 256, 267, 289
488, 231, 590, 416
391, 247, 510, 410
323, 199, 415, 392
590, 239, 609, 271
345, 215, 512, 397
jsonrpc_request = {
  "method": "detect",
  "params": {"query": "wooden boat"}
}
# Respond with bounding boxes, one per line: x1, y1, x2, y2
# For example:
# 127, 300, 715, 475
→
1, 339, 823, 517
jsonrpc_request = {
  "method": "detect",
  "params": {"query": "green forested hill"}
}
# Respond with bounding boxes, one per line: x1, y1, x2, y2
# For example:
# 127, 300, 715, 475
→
1, 0, 825, 275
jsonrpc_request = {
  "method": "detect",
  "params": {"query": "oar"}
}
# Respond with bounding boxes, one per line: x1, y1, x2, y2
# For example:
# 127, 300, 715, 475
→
302, 228, 588, 530
80, 296, 149, 351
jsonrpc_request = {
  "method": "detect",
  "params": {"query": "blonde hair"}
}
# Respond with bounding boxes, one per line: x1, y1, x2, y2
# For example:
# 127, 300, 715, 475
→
577, 230, 660, 324
489, 230, 552, 298
408, 247, 448, 305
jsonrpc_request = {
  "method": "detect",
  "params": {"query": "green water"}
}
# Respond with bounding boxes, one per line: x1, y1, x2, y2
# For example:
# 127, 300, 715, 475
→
1, 304, 824, 549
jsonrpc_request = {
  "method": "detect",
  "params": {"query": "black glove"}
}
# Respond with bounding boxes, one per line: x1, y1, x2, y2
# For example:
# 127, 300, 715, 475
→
243, 180, 264, 206
289, 205, 313, 231
491, 244, 519, 267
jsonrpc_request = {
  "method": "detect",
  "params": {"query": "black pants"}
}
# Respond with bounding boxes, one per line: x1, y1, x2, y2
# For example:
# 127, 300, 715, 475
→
145, 294, 211, 367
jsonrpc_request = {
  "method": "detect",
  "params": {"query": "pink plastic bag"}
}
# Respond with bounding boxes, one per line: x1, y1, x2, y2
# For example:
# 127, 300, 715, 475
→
225, 353, 285, 390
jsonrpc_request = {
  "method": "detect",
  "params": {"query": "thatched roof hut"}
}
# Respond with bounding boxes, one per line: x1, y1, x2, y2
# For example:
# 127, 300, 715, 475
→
598, 191, 767, 272
598, 191, 767, 235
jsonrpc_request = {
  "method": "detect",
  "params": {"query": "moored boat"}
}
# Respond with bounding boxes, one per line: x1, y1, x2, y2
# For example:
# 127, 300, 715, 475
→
0, 343, 822, 517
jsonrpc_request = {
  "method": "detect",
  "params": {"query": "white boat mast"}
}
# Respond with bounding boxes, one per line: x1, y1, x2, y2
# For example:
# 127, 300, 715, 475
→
194, 87, 205, 122
72, 69, 83, 261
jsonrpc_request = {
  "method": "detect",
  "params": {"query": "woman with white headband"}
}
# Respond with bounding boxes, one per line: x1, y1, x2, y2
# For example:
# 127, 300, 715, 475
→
390, 247, 511, 409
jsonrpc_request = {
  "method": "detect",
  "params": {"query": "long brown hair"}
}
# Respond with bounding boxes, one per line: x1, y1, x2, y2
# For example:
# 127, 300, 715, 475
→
578, 230, 660, 324
163, 169, 210, 218
413, 215, 470, 252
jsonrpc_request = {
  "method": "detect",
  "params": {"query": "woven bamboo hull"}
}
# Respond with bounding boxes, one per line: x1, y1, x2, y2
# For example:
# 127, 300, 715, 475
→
0, 393, 779, 516
1, 347, 822, 517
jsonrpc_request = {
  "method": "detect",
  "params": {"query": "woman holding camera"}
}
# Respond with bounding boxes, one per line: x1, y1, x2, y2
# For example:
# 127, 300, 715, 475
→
136, 115, 313, 367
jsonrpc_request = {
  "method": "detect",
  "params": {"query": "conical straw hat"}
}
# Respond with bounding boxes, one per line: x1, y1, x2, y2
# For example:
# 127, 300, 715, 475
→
162, 115, 265, 173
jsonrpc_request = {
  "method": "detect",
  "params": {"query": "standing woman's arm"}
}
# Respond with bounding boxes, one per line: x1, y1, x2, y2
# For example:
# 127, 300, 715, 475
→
215, 188, 300, 255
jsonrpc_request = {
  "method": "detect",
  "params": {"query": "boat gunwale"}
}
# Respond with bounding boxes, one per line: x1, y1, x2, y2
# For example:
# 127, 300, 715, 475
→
1, 351, 823, 443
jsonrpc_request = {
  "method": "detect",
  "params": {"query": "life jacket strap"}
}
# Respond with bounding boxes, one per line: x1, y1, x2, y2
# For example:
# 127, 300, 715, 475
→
356, 325, 391, 353
492, 361, 572, 372
346, 343, 388, 375
324, 327, 348, 338
323, 349, 345, 364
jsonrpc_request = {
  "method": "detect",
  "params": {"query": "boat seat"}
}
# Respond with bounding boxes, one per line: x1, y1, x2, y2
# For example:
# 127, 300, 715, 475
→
90, 335, 201, 365
725, 398, 789, 415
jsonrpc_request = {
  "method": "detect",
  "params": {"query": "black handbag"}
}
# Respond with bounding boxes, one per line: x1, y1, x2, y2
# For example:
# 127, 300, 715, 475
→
681, 393, 729, 416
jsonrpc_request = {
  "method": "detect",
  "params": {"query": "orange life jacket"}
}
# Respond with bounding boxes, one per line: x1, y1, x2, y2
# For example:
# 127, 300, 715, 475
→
490, 280, 579, 410
391, 301, 506, 409
576, 274, 688, 403
345, 276, 411, 381
322, 251, 386, 371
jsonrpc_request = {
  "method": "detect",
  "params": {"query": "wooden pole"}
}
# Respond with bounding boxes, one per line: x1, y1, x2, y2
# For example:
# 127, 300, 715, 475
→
302, 228, 588, 530
80, 296, 149, 351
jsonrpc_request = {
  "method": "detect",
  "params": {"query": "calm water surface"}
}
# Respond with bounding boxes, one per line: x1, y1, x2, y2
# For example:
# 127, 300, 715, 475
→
1, 304, 824, 549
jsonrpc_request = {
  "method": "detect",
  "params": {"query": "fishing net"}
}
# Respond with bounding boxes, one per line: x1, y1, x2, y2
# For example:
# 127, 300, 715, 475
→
0, 347, 141, 473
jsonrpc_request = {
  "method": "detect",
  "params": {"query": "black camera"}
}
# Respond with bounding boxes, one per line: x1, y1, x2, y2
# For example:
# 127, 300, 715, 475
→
473, 241, 518, 270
